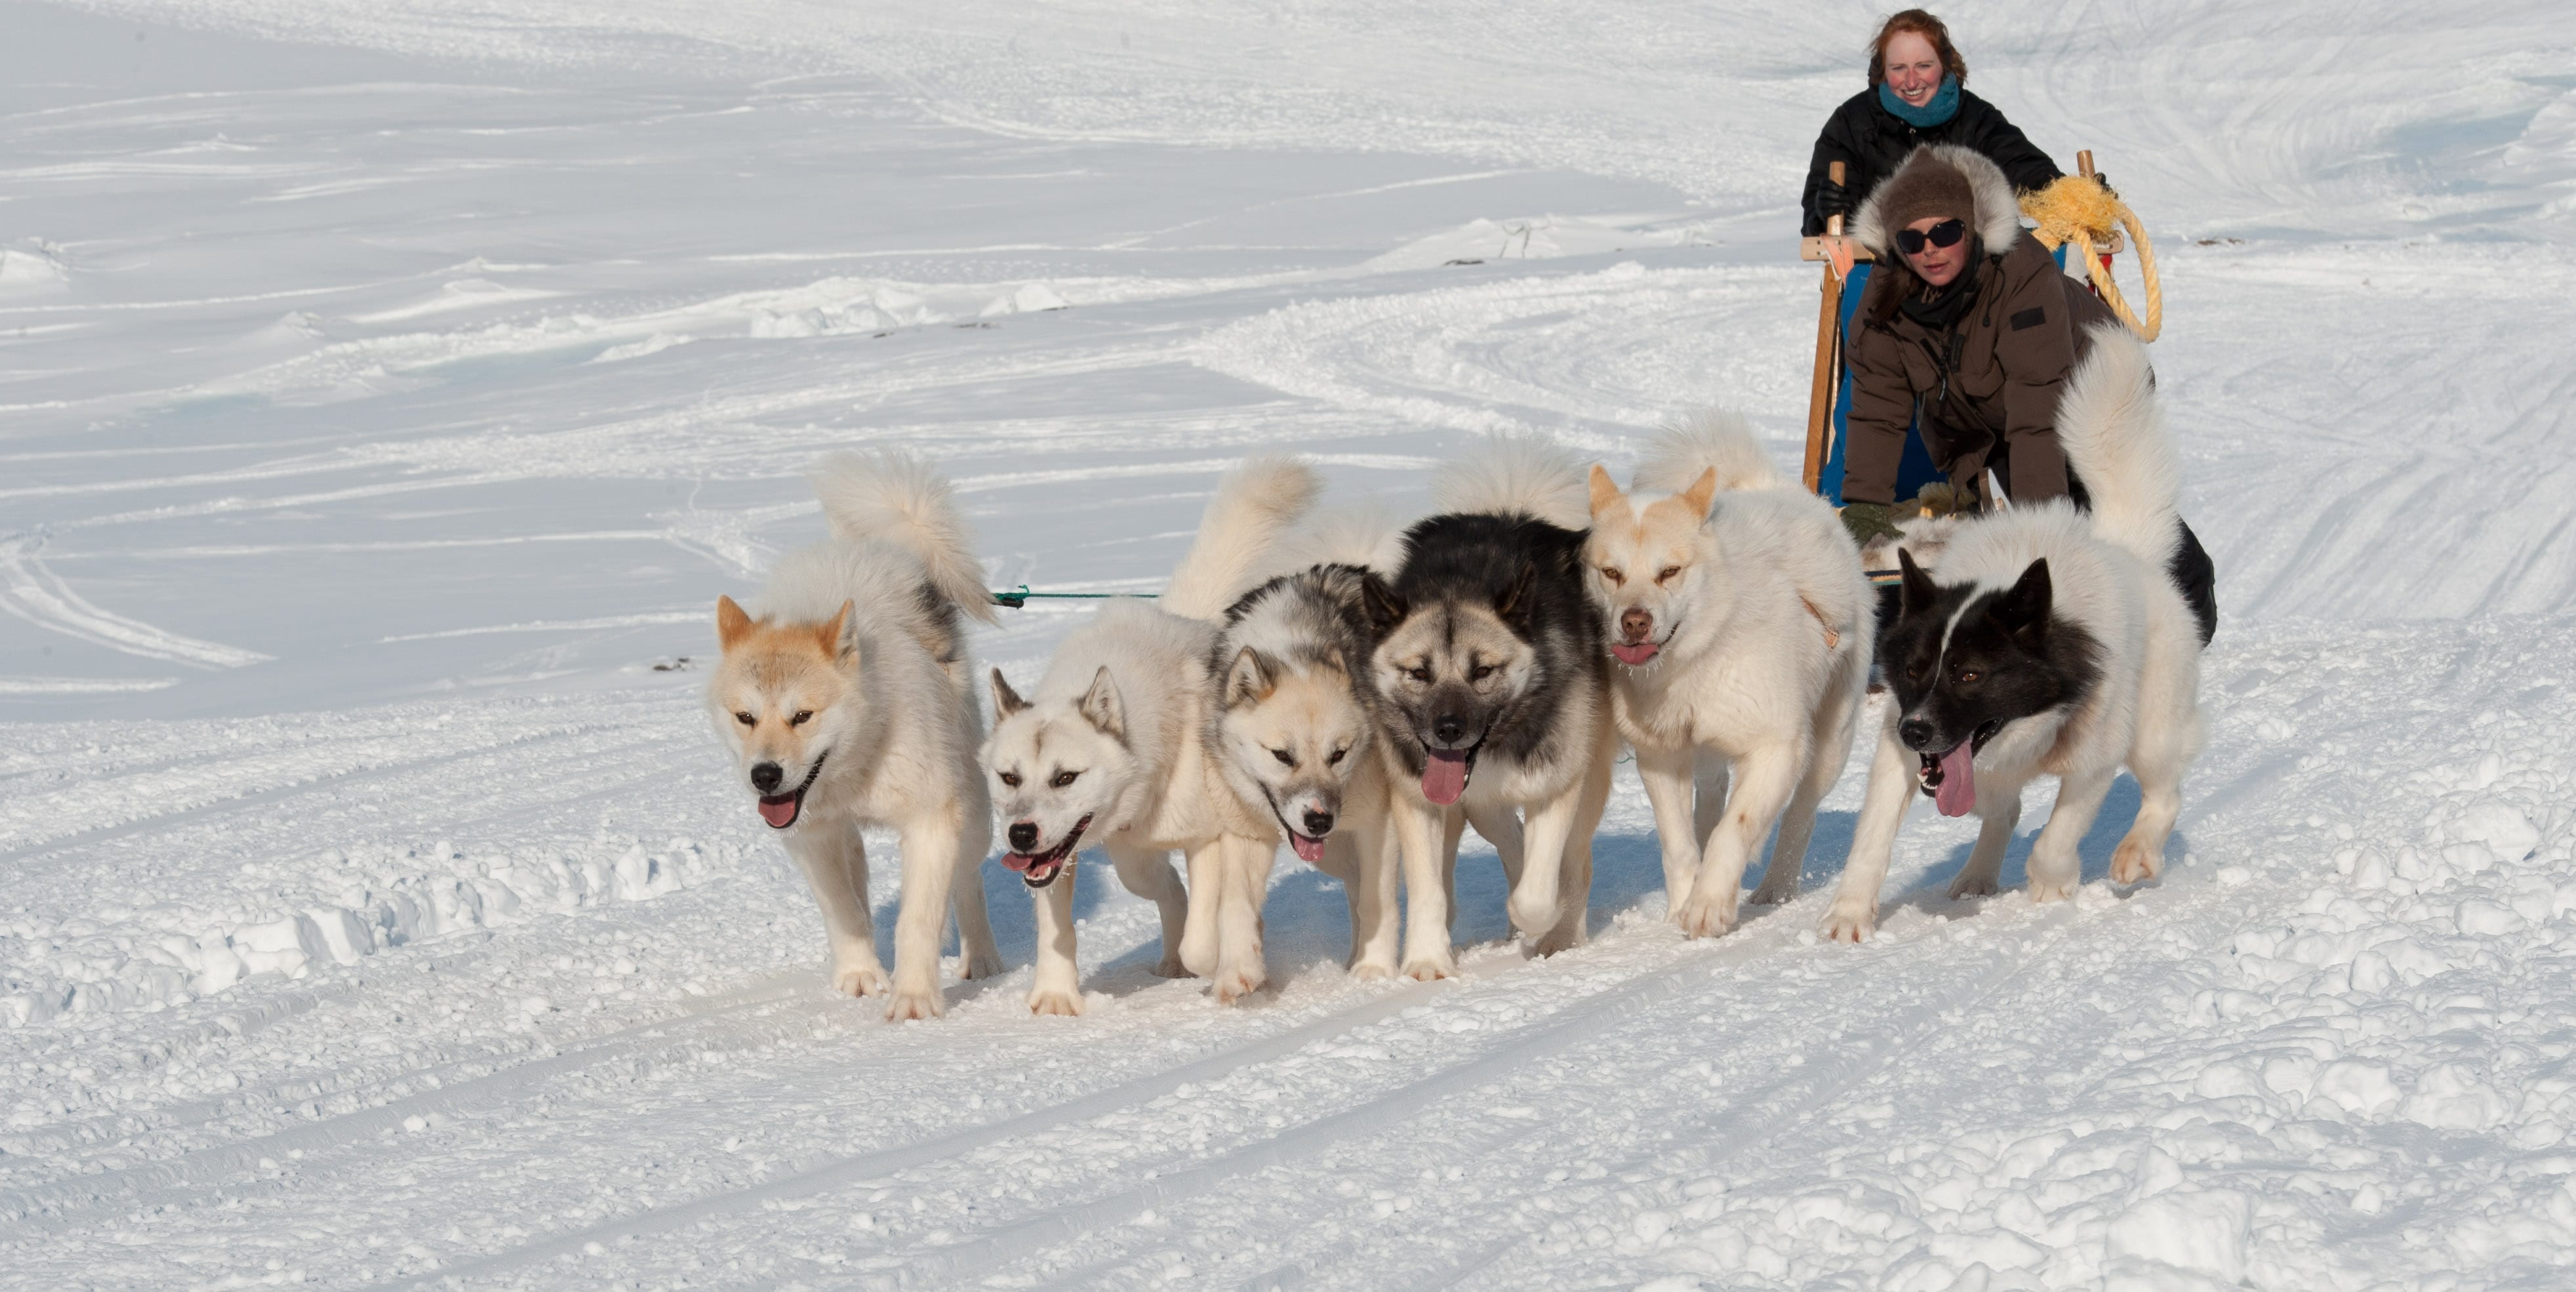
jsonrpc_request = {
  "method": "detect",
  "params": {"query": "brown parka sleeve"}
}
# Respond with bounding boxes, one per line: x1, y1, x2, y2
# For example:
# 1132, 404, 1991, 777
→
1988, 243, 2085, 502
1838, 306, 1918, 508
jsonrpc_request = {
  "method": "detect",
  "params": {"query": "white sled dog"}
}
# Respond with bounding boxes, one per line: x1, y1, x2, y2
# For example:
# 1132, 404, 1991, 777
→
983, 458, 1319, 1012
1584, 413, 1874, 937
707, 452, 1006, 1020
1822, 324, 2207, 940
1361, 438, 1615, 979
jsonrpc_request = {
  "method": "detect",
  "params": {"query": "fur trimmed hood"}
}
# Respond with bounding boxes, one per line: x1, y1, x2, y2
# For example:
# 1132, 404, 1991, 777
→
1849, 144, 2023, 258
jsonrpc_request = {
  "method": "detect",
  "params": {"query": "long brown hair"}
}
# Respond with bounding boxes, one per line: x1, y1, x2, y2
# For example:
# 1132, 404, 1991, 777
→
1867, 10, 1969, 88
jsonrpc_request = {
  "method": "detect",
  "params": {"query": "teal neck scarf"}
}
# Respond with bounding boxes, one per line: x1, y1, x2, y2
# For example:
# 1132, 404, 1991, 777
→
1878, 73, 1960, 128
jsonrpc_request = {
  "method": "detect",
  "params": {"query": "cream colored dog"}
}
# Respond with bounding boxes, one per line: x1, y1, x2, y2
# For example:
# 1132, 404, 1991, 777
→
708, 452, 1005, 1020
1584, 413, 1874, 937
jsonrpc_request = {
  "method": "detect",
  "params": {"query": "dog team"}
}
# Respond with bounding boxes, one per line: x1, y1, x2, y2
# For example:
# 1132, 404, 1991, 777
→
706, 322, 2209, 1020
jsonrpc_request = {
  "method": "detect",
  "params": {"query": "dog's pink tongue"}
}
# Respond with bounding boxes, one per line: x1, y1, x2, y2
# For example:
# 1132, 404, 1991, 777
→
1001, 851, 1033, 872
1934, 742, 1977, 817
757, 794, 801, 829
1291, 832, 1327, 863
1422, 750, 1469, 806
1611, 642, 1659, 666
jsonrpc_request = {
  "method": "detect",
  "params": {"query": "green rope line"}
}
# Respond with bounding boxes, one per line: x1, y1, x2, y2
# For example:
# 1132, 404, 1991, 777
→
990, 584, 1159, 609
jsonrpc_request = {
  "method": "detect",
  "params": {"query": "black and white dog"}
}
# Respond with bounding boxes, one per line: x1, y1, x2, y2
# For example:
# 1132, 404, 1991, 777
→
1822, 323, 2209, 939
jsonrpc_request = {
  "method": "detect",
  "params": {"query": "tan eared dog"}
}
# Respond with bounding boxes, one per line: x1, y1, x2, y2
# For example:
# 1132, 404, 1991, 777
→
1583, 413, 1873, 938
708, 452, 1005, 1020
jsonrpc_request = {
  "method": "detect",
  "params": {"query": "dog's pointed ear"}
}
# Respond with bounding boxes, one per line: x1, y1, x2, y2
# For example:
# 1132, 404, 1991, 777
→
1494, 560, 1539, 624
989, 667, 1028, 718
1897, 548, 1941, 619
1678, 466, 1720, 519
715, 596, 755, 649
1080, 665, 1126, 739
1359, 573, 1407, 635
1991, 558, 2053, 646
811, 599, 853, 657
1224, 647, 1278, 708
1587, 464, 1622, 517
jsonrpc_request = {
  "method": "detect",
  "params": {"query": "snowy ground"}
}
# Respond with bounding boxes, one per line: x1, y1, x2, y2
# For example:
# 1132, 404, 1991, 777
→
4, 1, 2574, 1287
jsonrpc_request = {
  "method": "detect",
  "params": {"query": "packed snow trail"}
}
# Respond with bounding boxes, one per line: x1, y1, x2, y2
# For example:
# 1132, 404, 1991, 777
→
4, 1, 2574, 1289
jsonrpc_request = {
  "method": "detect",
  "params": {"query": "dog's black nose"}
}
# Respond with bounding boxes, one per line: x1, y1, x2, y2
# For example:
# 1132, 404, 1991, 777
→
750, 761, 784, 794
1007, 822, 1039, 852
1302, 809, 1335, 837
1897, 718, 1933, 750
1432, 715, 1467, 745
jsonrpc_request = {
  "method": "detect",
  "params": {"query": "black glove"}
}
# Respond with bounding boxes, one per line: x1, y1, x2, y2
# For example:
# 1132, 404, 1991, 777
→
1840, 502, 1902, 546
1817, 174, 1855, 220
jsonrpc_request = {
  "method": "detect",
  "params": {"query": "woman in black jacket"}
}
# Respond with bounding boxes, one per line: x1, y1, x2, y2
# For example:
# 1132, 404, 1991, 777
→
1801, 10, 2060, 235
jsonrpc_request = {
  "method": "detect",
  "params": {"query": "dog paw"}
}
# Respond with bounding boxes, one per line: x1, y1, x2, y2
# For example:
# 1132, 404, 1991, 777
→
1819, 903, 1876, 943
1506, 891, 1560, 939
832, 959, 890, 998
2028, 878, 2078, 904
1027, 986, 1084, 1017
1348, 959, 1397, 982
1748, 880, 1798, 906
1178, 935, 1219, 980
1672, 891, 1738, 939
2111, 839, 2163, 885
960, 950, 1006, 981
883, 986, 944, 1022
1211, 964, 1266, 1005
1401, 952, 1456, 982
1946, 872, 2000, 900
1151, 955, 1195, 979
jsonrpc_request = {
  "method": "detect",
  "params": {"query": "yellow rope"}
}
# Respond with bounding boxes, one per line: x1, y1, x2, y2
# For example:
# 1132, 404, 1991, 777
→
2019, 175, 2162, 342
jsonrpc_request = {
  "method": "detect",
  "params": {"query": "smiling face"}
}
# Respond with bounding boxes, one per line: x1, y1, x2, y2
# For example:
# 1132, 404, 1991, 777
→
1904, 214, 1969, 287
1882, 30, 1944, 107
708, 596, 860, 832
1212, 647, 1372, 863
1583, 464, 1718, 668
982, 666, 1138, 888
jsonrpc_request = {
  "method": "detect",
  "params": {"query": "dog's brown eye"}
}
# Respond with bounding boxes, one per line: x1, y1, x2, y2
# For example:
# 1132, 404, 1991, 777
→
999, 771, 1021, 788
1327, 748, 1347, 765
1656, 565, 1682, 584
1270, 748, 1295, 767
1600, 567, 1624, 586
1470, 663, 1497, 682
1050, 769, 1079, 788
735, 711, 755, 725
1957, 670, 1979, 684
790, 710, 814, 726
1407, 665, 1432, 683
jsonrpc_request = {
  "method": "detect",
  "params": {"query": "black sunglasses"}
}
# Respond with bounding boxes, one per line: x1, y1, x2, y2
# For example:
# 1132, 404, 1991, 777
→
1895, 218, 1967, 256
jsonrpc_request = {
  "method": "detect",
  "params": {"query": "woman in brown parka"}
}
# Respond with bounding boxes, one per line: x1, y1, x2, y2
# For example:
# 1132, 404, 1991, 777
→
1840, 144, 2216, 640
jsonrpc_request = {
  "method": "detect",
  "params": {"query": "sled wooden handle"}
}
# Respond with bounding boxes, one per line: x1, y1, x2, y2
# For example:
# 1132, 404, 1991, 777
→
1801, 162, 1847, 494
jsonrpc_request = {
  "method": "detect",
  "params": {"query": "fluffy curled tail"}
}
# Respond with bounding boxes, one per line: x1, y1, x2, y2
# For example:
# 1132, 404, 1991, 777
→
2057, 322, 2182, 567
1164, 456, 1323, 618
810, 451, 1000, 626
1634, 408, 1781, 495
1278, 501, 1407, 573
1432, 434, 1588, 529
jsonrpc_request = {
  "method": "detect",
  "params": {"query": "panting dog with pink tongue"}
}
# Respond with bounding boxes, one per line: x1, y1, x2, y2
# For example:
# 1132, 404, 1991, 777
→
1358, 437, 1616, 982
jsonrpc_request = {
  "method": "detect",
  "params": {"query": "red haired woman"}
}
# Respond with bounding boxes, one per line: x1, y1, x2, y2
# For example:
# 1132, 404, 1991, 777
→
1800, 10, 2062, 235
